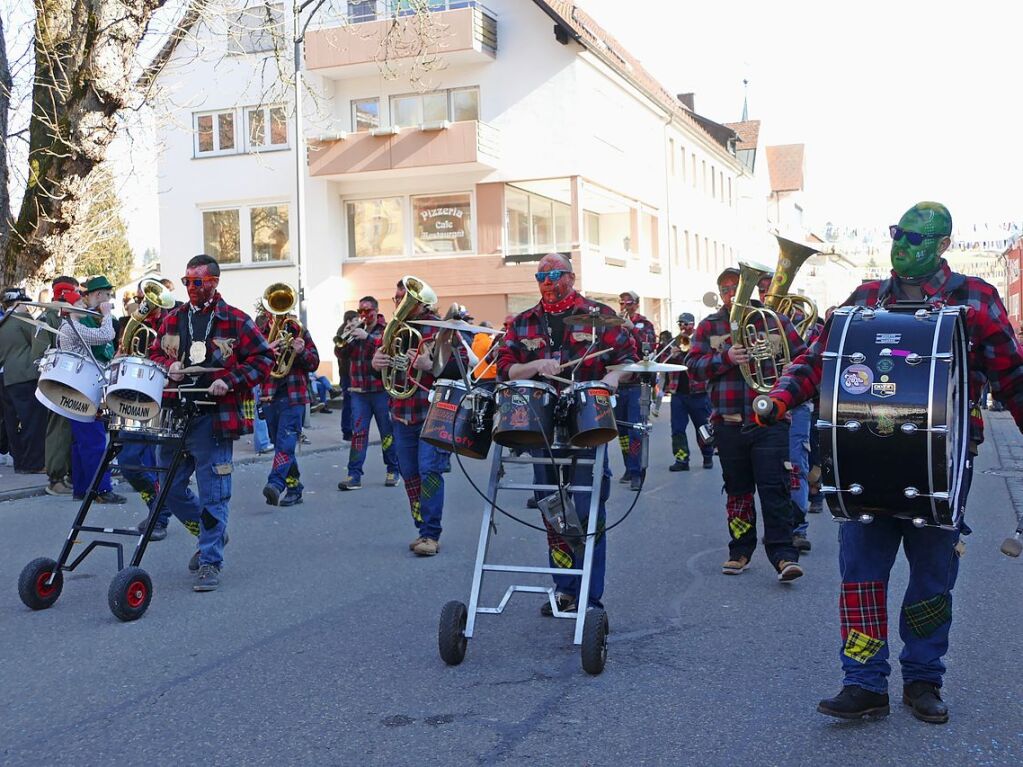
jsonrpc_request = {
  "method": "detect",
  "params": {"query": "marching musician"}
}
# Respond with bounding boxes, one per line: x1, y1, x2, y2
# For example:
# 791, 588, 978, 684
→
371, 279, 451, 557
615, 290, 656, 491
667, 313, 714, 472
255, 301, 320, 508
685, 267, 806, 582
42, 277, 79, 496
757, 201, 1023, 724
57, 276, 126, 505
149, 255, 273, 592
334, 310, 357, 441
498, 253, 636, 615
337, 296, 400, 492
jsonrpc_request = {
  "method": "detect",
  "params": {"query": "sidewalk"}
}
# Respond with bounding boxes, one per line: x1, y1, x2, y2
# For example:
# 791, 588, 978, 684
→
0, 409, 349, 504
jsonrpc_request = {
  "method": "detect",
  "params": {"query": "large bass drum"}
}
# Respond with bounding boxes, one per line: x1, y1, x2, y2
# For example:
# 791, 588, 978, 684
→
819, 304, 969, 529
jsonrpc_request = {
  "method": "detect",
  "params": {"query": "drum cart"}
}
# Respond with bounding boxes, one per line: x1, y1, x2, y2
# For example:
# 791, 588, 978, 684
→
438, 442, 610, 675
17, 407, 200, 622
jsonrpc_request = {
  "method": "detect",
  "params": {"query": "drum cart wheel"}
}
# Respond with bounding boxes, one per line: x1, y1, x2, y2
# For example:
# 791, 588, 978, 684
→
580, 607, 609, 675
438, 600, 469, 665
18, 557, 64, 611
108, 566, 153, 622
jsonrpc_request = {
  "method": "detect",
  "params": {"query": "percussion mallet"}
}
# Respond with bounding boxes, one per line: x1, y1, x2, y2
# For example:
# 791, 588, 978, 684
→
1001, 523, 1023, 558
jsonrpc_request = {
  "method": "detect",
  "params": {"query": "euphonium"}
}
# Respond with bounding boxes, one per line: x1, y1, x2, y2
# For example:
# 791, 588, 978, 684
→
119, 278, 175, 356
729, 261, 790, 394
262, 283, 302, 379
381, 275, 437, 399
763, 234, 820, 340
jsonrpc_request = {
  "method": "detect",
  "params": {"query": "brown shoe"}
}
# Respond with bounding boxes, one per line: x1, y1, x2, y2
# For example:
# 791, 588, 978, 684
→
777, 560, 804, 582
408, 536, 425, 551
412, 537, 439, 556
722, 555, 750, 575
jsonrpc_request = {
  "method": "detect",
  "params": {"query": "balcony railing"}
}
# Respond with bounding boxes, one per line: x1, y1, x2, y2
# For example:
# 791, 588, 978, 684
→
333, 1, 495, 26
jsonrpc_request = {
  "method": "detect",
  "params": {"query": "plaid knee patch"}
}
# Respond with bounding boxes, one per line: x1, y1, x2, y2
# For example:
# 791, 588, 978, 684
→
617, 435, 629, 452
403, 476, 422, 523
272, 451, 290, 471
726, 492, 755, 540
182, 520, 200, 537
351, 431, 368, 453
840, 581, 888, 640
421, 473, 441, 500
541, 514, 575, 568
728, 517, 752, 539
903, 594, 952, 638
790, 466, 802, 491
843, 628, 885, 664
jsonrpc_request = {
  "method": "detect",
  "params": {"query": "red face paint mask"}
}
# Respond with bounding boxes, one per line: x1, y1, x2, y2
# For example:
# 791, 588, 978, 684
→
183, 266, 219, 308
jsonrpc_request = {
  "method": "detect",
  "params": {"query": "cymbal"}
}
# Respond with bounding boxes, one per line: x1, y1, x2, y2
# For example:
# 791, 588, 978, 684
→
563, 313, 624, 328
410, 319, 499, 335
10, 314, 57, 334
609, 360, 688, 373
20, 301, 101, 316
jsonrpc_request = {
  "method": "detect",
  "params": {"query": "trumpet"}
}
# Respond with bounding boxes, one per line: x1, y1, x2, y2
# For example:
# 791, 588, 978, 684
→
262, 283, 302, 379
334, 316, 365, 349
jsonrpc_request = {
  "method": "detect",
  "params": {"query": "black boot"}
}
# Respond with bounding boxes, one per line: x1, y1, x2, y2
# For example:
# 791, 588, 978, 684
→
903, 681, 949, 724
817, 685, 890, 719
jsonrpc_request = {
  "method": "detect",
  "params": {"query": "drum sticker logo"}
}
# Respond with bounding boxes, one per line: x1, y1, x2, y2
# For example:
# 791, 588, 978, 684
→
840, 364, 873, 395
869, 407, 896, 437
509, 406, 530, 428
876, 357, 895, 374
871, 382, 897, 398
875, 333, 901, 344
571, 331, 594, 343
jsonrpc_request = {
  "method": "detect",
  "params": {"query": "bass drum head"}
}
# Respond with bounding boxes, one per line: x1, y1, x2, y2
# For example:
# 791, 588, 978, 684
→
36, 381, 99, 422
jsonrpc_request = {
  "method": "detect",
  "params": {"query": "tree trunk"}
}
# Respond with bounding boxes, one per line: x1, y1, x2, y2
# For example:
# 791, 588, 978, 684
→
0, 15, 12, 261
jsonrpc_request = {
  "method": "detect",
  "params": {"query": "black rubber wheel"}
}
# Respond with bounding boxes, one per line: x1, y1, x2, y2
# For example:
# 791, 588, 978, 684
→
18, 557, 63, 611
438, 600, 468, 665
581, 608, 609, 675
108, 566, 153, 622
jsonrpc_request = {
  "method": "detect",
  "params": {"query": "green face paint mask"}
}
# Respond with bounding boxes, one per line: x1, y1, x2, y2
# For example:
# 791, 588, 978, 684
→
890, 202, 952, 279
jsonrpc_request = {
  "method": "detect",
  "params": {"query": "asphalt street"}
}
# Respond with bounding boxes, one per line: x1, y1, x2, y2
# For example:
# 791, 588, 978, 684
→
2, 413, 1022, 766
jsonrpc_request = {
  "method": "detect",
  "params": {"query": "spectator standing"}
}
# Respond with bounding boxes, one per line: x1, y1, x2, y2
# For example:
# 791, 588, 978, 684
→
0, 288, 49, 474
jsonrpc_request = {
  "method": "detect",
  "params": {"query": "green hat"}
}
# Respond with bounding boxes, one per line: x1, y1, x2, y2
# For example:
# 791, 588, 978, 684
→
82, 275, 114, 293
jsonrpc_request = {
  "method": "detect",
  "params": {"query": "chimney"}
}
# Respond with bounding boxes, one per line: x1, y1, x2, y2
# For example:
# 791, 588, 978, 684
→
676, 92, 695, 111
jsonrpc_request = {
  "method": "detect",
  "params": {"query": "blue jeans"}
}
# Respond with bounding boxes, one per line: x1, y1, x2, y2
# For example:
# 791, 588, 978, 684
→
614, 386, 642, 477
252, 385, 272, 452
530, 446, 610, 605
339, 374, 353, 437
70, 419, 112, 496
347, 391, 399, 481
265, 397, 304, 497
669, 392, 712, 464
119, 440, 172, 527
838, 519, 962, 693
790, 403, 811, 536
310, 375, 332, 406
392, 420, 447, 540
157, 414, 233, 568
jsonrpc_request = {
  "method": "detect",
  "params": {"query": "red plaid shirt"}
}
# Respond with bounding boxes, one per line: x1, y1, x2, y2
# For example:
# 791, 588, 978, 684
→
388, 309, 440, 426
348, 315, 387, 393
497, 293, 637, 385
255, 315, 320, 406
686, 303, 806, 423
772, 260, 1023, 445
664, 340, 706, 396
150, 294, 273, 440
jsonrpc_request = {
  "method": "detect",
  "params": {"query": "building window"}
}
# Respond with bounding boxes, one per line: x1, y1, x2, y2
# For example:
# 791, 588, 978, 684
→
202, 209, 242, 264
694, 234, 700, 271
347, 0, 376, 22
390, 87, 479, 127
352, 98, 380, 131
679, 146, 686, 183
671, 224, 678, 266
247, 105, 288, 150
585, 211, 601, 252
228, 2, 284, 55
194, 110, 237, 156
691, 154, 697, 188
346, 197, 405, 259
251, 205, 290, 262
728, 177, 733, 207
505, 185, 571, 256
711, 166, 716, 199
683, 229, 690, 269
668, 138, 675, 175
413, 193, 473, 255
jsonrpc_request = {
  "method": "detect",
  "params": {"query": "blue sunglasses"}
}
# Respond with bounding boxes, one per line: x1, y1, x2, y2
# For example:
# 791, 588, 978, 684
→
889, 225, 947, 246
534, 269, 572, 283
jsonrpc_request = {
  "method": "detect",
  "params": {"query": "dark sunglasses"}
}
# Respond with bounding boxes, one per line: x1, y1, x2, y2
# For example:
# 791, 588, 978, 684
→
889, 225, 947, 246
534, 269, 572, 283
357, 307, 375, 315
181, 276, 216, 287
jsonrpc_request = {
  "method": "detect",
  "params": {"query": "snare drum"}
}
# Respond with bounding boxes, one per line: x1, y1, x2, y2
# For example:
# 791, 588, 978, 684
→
493, 380, 558, 448
107, 407, 184, 439
421, 380, 495, 459
35, 349, 105, 422
819, 304, 969, 528
104, 356, 168, 423
566, 381, 617, 447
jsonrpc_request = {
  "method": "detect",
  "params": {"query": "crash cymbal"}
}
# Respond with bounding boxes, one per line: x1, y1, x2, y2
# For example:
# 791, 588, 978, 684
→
609, 360, 688, 373
410, 319, 499, 335
20, 300, 101, 316
10, 314, 57, 333
563, 313, 624, 328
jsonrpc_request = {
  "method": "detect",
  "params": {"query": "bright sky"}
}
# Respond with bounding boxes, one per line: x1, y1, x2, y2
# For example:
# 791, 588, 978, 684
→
580, 0, 1022, 229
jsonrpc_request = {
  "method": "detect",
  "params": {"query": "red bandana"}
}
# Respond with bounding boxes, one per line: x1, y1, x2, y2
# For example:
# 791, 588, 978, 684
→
541, 291, 577, 314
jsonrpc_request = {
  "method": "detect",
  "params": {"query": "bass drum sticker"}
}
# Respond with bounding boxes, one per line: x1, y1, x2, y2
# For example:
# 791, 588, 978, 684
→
840, 364, 873, 395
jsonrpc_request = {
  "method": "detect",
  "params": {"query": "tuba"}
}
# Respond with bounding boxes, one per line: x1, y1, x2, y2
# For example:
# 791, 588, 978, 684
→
729, 261, 790, 394
763, 234, 820, 340
119, 278, 176, 356
381, 275, 437, 399
262, 283, 302, 379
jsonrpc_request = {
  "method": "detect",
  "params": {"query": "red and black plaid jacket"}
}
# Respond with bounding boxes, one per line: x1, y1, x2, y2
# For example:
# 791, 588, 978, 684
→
686, 302, 806, 423
388, 309, 440, 426
255, 315, 320, 406
772, 260, 1023, 445
664, 339, 706, 396
497, 293, 637, 385
348, 315, 387, 393
150, 294, 273, 440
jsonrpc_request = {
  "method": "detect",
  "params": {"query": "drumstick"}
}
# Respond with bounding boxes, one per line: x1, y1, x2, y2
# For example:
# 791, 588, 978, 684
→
178, 366, 222, 374
556, 348, 612, 372
541, 372, 574, 386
